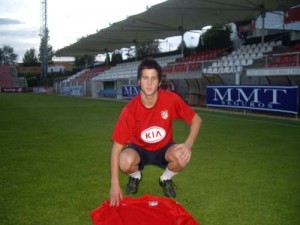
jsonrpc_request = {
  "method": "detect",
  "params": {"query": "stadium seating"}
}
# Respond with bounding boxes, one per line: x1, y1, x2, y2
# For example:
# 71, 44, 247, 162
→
202, 41, 281, 74
293, 43, 300, 51
62, 69, 89, 83
268, 43, 300, 68
93, 54, 181, 81
74, 66, 110, 81
269, 54, 299, 68
62, 66, 111, 83
93, 61, 140, 81
58, 39, 299, 100
162, 48, 226, 74
0, 65, 13, 87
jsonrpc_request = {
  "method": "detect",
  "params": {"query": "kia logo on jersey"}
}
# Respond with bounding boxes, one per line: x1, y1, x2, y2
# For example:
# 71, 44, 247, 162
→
141, 126, 166, 143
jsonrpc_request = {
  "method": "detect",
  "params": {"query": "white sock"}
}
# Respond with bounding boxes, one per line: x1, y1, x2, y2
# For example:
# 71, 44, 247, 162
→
160, 168, 178, 181
129, 170, 141, 180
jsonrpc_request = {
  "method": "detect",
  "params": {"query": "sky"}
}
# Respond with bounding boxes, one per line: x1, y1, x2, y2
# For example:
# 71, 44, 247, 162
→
1, 0, 298, 63
0, 0, 198, 62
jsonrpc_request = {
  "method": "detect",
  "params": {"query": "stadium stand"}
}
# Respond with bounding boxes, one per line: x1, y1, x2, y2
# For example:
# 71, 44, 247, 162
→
202, 40, 282, 75
92, 61, 140, 81
0, 65, 26, 88
163, 49, 226, 74
62, 69, 89, 83
56, 36, 300, 99
268, 43, 300, 68
52, 2, 299, 117
0, 65, 13, 87
57, 54, 182, 97
74, 66, 111, 81
92, 54, 182, 81
63, 66, 111, 83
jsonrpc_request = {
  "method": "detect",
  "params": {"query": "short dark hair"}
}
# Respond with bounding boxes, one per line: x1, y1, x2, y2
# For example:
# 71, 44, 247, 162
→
137, 58, 162, 81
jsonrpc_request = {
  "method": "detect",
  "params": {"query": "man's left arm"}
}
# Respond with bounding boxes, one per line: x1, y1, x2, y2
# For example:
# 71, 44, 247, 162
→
185, 113, 202, 148
176, 113, 202, 162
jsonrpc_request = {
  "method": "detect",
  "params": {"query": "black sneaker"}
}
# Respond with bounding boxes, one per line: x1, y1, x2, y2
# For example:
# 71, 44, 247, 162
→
159, 177, 176, 198
126, 175, 141, 195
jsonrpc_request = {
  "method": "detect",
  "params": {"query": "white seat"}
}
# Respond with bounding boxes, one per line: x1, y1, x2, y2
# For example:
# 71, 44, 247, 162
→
223, 66, 229, 73
212, 67, 219, 74
247, 48, 254, 54
234, 59, 241, 66
270, 41, 276, 47
241, 59, 247, 66
244, 53, 250, 59
250, 53, 257, 59
256, 52, 263, 59
222, 60, 228, 67
254, 47, 260, 53
266, 46, 273, 52
212, 62, 218, 68
246, 58, 253, 65
260, 46, 267, 53
259, 46, 265, 53
235, 66, 243, 73
275, 40, 282, 46
263, 42, 269, 48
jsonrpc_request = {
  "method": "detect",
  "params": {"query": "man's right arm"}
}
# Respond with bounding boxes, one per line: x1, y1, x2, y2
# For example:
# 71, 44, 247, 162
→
109, 141, 124, 206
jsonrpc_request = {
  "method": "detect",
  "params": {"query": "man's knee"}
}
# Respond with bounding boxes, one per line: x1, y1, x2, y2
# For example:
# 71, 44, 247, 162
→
119, 149, 139, 173
173, 156, 188, 170
166, 146, 188, 170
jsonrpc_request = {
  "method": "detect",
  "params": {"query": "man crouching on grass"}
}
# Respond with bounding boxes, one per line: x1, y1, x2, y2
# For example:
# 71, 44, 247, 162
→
109, 58, 202, 206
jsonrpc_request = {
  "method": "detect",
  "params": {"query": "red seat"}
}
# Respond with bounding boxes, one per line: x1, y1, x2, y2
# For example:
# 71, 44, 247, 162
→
272, 57, 281, 64
294, 43, 300, 50
287, 62, 296, 67
269, 63, 278, 68
281, 56, 289, 63
289, 55, 297, 62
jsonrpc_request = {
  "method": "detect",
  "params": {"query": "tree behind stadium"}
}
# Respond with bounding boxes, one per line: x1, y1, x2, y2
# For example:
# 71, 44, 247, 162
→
0, 45, 18, 65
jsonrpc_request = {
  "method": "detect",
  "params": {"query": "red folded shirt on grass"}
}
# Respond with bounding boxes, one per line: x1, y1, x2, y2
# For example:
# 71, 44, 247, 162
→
90, 194, 199, 225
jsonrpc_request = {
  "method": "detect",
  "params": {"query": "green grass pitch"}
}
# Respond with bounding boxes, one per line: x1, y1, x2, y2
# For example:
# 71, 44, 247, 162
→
1, 93, 300, 225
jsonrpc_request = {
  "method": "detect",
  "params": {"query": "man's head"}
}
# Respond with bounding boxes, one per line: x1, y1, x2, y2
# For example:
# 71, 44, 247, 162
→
137, 58, 162, 83
137, 58, 162, 97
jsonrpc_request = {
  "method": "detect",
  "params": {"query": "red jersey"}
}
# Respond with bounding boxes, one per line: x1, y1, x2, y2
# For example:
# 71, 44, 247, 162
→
112, 90, 196, 151
90, 194, 199, 225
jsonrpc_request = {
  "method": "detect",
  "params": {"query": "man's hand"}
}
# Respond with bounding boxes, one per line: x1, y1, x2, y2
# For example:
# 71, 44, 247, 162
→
109, 184, 123, 207
174, 143, 192, 164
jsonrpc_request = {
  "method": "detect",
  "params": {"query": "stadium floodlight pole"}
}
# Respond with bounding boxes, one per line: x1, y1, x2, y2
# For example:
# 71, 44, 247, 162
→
40, 0, 48, 81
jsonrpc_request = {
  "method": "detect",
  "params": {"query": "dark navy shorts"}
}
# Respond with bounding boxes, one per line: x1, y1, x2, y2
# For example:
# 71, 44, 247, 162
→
124, 143, 175, 171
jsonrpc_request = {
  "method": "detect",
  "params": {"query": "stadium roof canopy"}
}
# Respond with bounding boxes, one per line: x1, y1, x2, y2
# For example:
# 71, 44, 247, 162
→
55, 0, 299, 57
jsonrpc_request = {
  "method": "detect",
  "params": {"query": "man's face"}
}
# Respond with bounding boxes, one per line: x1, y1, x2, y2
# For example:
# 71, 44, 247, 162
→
139, 68, 160, 97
